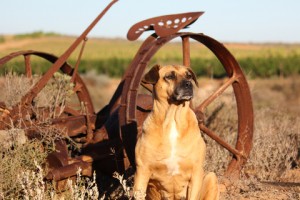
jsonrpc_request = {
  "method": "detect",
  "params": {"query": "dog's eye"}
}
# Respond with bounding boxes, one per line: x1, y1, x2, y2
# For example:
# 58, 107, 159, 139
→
164, 72, 176, 80
186, 72, 192, 79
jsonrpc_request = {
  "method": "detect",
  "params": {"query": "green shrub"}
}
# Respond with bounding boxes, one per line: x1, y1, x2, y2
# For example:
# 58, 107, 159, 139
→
1, 53, 300, 78
14, 31, 59, 39
238, 54, 300, 78
0, 35, 5, 43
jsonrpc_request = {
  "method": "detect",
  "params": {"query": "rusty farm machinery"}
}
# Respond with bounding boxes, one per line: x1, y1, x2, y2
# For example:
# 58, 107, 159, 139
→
0, 0, 253, 189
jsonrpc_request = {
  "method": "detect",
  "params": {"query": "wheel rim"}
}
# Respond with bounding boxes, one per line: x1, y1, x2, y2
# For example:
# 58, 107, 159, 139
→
119, 32, 254, 178
0, 50, 94, 120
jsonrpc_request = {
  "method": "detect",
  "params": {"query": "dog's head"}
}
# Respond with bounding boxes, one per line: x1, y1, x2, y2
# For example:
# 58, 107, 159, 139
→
142, 64, 198, 103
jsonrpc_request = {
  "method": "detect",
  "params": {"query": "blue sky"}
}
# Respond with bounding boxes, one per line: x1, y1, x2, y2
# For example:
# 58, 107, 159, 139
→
1, 0, 299, 43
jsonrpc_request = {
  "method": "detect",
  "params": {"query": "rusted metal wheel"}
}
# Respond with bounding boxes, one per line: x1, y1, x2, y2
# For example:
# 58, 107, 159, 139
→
0, 50, 97, 186
0, 50, 95, 138
119, 32, 254, 178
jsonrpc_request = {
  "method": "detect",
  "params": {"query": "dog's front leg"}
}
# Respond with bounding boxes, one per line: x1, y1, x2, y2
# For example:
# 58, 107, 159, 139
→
188, 167, 204, 200
133, 166, 151, 200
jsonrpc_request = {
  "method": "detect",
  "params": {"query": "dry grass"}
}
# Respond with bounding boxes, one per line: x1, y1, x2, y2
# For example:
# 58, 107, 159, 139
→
15, 162, 101, 200
215, 106, 300, 200
2, 72, 33, 108
34, 72, 75, 119
243, 108, 298, 181
0, 137, 47, 199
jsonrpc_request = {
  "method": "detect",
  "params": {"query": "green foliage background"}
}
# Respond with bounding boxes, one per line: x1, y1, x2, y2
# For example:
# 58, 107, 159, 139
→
1, 33, 300, 78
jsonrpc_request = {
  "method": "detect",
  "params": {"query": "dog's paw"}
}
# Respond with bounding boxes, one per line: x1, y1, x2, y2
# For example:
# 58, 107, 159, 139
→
133, 190, 146, 200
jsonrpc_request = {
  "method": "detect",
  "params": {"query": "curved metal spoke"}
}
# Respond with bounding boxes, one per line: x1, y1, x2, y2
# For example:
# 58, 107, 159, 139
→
196, 75, 237, 112
24, 55, 32, 79
181, 36, 191, 67
63, 106, 81, 116
199, 124, 246, 160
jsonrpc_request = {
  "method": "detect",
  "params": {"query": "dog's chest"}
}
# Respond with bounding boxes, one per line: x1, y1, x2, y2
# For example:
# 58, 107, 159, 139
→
163, 120, 181, 176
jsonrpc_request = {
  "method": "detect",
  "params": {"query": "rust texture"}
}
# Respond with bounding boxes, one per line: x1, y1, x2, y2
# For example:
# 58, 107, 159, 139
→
0, 0, 253, 187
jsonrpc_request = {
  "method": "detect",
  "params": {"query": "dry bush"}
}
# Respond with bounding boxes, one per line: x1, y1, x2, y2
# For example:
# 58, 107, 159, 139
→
112, 172, 133, 199
16, 164, 101, 200
243, 108, 299, 181
0, 72, 100, 199
0, 133, 47, 199
203, 105, 299, 180
61, 169, 101, 200
0, 124, 67, 199
203, 102, 238, 175
3, 71, 75, 119
34, 72, 75, 120
217, 107, 300, 199
17, 161, 48, 200
3, 72, 34, 108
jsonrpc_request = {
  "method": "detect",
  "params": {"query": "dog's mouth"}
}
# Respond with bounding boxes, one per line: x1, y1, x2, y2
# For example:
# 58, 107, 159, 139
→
171, 80, 194, 102
173, 90, 193, 101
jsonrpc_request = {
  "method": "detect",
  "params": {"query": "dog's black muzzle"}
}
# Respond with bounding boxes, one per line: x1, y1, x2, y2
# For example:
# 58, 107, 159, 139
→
173, 79, 194, 102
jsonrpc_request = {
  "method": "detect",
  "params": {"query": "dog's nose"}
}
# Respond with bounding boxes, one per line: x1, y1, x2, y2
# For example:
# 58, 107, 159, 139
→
183, 80, 192, 89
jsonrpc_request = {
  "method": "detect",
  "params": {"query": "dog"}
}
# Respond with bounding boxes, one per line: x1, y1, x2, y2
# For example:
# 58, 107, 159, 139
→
133, 64, 219, 200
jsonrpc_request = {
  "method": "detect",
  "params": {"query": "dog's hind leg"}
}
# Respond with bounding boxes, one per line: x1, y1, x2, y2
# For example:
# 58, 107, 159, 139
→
145, 182, 161, 200
200, 172, 219, 200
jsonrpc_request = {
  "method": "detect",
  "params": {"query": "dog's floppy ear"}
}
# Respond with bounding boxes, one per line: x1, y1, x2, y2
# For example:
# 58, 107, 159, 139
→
187, 67, 199, 87
142, 64, 161, 85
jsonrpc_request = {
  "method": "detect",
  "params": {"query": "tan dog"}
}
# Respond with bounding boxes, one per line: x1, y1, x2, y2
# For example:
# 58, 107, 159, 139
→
133, 64, 219, 200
